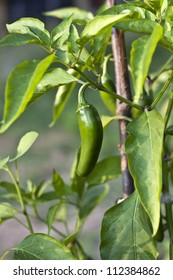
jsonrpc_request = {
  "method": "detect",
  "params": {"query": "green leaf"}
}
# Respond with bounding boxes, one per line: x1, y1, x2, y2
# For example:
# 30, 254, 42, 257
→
79, 12, 132, 46
36, 68, 79, 94
37, 191, 60, 203
0, 181, 16, 193
47, 203, 67, 232
130, 25, 163, 103
0, 53, 55, 133
27, 26, 51, 47
79, 185, 109, 221
68, 24, 80, 54
165, 124, 173, 135
51, 15, 73, 46
101, 115, 132, 128
10, 131, 38, 162
164, 18, 173, 45
55, 203, 67, 222
3, 18, 51, 48
125, 110, 164, 235
86, 156, 121, 187
100, 3, 148, 16
46, 203, 61, 234
144, 0, 163, 10
0, 34, 40, 47
101, 115, 116, 128
0, 202, 19, 219
100, 192, 158, 260
45, 7, 94, 25
63, 219, 81, 246
6, 17, 45, 34
35, 180, 51, 198
0, 157, 9, 169
114, 18, 157, 34
50, 66, 84, 127
52, 170, 71, 197
86, 30, 112, 73
14, 233, 75, 260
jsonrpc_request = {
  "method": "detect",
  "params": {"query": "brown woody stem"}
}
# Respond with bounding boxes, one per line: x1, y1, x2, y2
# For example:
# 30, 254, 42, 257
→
106, 0, 134, 197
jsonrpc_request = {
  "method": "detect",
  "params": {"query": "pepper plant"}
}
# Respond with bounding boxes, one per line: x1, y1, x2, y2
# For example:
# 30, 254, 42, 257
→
0, 0, 173, 260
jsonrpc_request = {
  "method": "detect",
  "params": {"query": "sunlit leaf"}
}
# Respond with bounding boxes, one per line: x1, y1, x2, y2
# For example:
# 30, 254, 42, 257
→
100, 3, 152, 16
45, 7, 94, 25
0, 34, 40, 47
0, 157, 9, 169
6, 17, 45, 34
0, 53, 55, 133
27, 26, 51, 47
68, 24, 80, 54
115, 18, 157, 34
101, 115, 132, 128
144, 0, 163, 10
130, 24, 163, 103
79, 12, 132, 46
36, 68, 79, 93
51, 15, 73, 46
10, 131, 38, 162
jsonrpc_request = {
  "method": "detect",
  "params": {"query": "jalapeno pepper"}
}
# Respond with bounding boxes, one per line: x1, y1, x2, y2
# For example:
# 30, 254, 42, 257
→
77, 83, 103, 177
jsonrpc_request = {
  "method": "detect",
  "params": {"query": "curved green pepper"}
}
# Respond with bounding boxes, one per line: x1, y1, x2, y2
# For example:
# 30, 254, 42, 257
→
77, 83, 103, 177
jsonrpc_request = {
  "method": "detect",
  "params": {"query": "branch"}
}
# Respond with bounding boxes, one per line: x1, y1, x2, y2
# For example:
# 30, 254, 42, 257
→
106, 0, 134, 197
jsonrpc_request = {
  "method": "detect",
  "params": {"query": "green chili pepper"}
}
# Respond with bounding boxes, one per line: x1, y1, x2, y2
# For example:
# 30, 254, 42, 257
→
77, 83, 103, 177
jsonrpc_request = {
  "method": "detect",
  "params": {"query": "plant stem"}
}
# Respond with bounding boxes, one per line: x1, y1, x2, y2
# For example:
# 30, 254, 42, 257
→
106, 0, 134, 197
162, 160, 173, 259
163, 90, 173, 259
149, 71, 173, 110
164, 91, 173, 129
14, 160, 20, 184
73, 66, 143, 111
5, 165, 34, 234
0, 248, 16, 260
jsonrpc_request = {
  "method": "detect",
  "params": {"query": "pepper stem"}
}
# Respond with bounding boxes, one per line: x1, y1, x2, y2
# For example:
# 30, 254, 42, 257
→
78, 82, 90, 106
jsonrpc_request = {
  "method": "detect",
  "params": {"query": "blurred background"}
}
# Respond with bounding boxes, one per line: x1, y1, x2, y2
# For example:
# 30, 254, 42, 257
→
0, 0, 171, 259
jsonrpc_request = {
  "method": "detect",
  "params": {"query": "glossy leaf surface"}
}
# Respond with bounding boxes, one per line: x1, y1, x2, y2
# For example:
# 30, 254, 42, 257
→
130, 25, 163, 103
10, 131, 38, 162
125, 110, 164, 235
79, 12, 132, 46
0, 53, 55, 133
